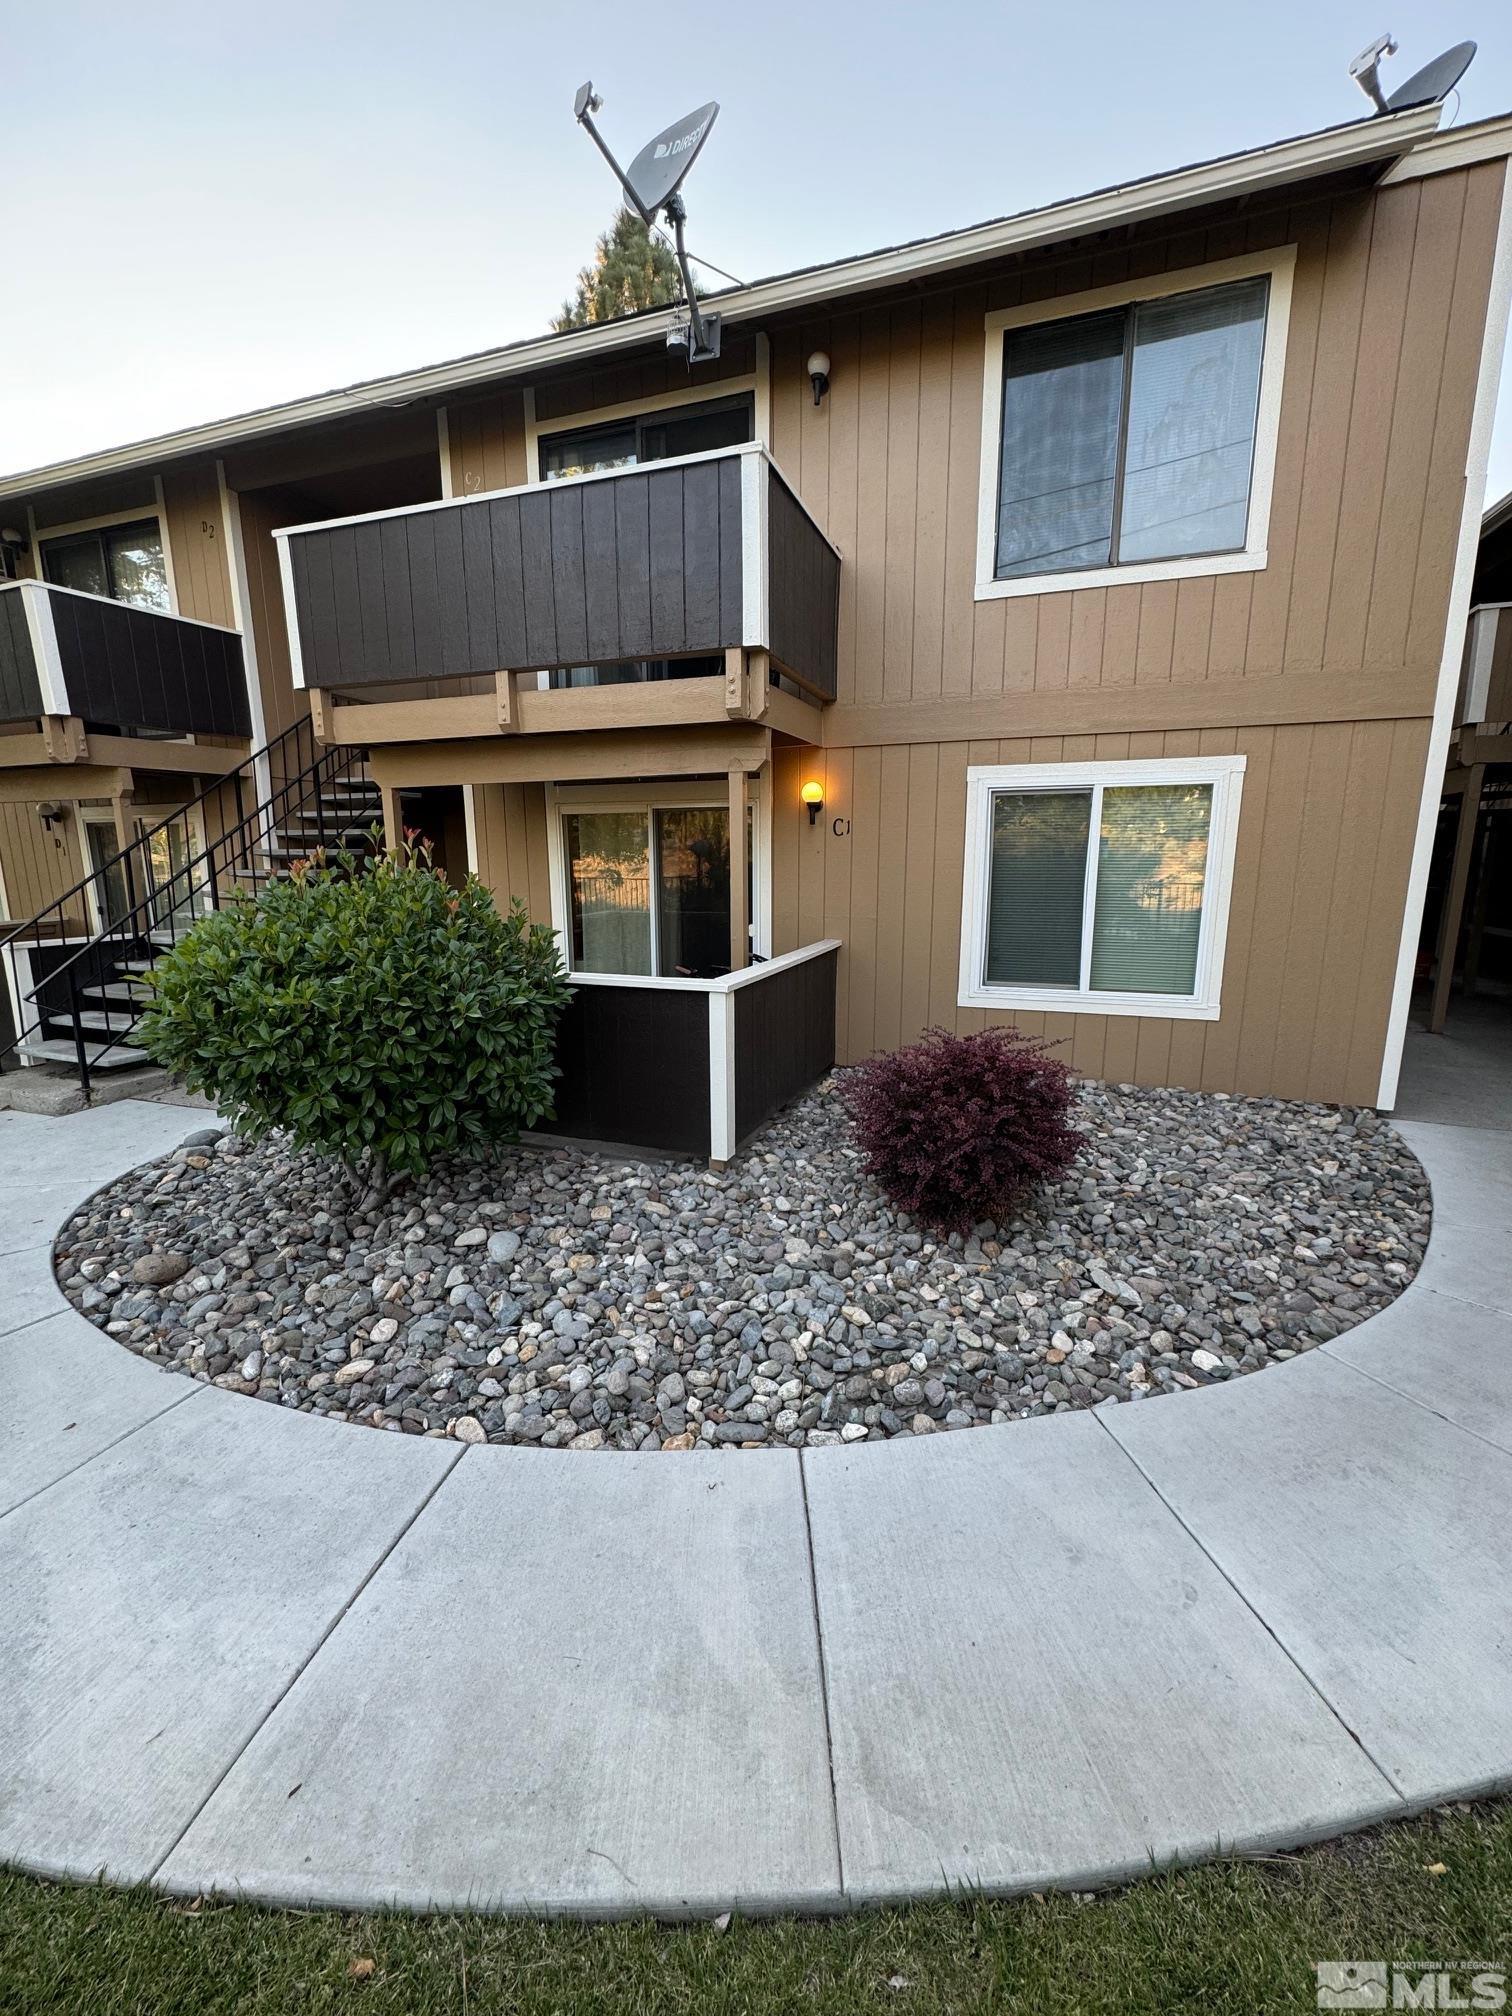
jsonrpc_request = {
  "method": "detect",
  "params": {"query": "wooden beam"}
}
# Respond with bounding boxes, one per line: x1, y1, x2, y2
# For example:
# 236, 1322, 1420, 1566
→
309, 687, 331, 743
0, 732, 54, 770
747, 647, 771, 723
370, 724, 771, 790
41, 716, 87, 763
80, 733, 248, 777
0, 764, 133, 804
1429, 761, 1483, 1034
329, 675, 741, 750
763, 683, 825, 747
728, 765, 749, 972
823, 668, 1440, 750
495, 668, 517, 732
1452, 731, 1512, 768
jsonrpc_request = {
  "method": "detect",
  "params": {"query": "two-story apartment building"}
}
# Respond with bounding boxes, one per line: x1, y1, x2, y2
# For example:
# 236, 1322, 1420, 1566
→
1, 100, 1508, 1150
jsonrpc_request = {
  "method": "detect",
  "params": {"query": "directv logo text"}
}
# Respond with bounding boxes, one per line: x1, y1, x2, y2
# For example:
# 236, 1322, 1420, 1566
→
655, 119, 711, 161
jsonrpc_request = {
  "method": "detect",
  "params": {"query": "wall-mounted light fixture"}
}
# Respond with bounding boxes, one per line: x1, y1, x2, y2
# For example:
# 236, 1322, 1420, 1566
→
0, 527, 27, 580
807, 350, 831, 407
801, 779, 825, 825
36, 801, 69, 832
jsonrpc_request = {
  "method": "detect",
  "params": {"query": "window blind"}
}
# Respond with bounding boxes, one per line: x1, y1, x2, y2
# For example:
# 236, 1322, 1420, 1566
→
984, 790, 1091, 986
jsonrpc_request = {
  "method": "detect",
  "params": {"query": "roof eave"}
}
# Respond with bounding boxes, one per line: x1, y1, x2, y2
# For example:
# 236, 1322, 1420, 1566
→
0, 103, 1456, 503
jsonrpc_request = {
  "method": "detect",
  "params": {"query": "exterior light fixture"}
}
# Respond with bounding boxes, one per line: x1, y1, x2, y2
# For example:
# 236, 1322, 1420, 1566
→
807, 351, 831, 407
801, 779, 825, 825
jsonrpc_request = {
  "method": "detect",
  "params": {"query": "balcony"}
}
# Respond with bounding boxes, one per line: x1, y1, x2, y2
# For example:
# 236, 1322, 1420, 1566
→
274, 444, 840, 746
1458, 603, 1512, 732
0, 581, 251, 756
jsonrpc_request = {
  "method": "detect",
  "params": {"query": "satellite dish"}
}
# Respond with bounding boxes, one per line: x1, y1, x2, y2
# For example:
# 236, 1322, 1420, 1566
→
1386, 39, 1476, 112
572, 83, 724, 364
1348, 33, 1476, 116
623, 102, 719, 226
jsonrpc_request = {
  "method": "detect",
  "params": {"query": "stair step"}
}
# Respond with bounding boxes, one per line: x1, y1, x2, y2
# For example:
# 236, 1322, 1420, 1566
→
79, 980, 152, 1006
19, 1038, 145, 1071
59, 1009, 145, 1037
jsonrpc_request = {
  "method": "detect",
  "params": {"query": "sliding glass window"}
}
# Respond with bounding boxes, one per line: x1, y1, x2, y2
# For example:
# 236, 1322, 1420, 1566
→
994, 277, 1268, 581
961, 760, 1244, 1016
41, 518, 171, 611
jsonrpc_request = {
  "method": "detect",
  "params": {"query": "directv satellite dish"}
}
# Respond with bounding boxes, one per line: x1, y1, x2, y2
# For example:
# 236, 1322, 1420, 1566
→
1348, 33, 1476, 115
624, 103, 719, 226
573, 82, 724, 364
1386, 39, 1476, 112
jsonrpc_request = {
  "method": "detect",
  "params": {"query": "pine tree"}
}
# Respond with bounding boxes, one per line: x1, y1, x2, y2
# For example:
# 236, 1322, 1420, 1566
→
552, 208, 686, 331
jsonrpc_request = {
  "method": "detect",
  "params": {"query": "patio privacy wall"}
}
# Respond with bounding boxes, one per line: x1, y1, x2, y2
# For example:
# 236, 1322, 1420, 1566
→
458, 150, 1504, 1111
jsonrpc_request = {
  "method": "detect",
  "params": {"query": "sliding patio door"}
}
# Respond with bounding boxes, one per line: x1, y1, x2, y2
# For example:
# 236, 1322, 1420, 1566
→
562, 797, 750, 979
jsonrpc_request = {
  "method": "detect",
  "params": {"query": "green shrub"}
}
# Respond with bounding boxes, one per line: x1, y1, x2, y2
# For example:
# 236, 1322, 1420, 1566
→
138, 839, 570, 1201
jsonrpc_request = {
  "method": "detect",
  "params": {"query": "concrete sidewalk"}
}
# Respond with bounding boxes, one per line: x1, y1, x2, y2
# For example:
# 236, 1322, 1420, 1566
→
1, 1100, 1509, 1916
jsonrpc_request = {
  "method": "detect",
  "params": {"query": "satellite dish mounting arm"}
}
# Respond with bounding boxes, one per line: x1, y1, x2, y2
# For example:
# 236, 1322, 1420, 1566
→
572, 83, 723, 364
661, 193, 715, 363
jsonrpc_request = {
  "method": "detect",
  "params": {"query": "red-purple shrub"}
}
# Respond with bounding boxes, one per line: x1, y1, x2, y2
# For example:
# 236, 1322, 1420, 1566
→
844, 1026, 1083, 1235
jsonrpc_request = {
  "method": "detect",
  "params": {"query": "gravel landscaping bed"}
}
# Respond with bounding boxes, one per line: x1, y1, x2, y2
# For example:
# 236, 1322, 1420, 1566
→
54, 1078, 1429, 1451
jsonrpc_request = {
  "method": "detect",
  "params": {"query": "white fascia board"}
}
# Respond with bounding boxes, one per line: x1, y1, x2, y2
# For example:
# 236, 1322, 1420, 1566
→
0, 109, 1447, 506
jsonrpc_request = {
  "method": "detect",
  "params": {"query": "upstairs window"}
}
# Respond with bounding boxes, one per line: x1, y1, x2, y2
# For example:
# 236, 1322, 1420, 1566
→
538, 392, 753, 481
976, 253, 1293, 599
41, 518, 170, 612
957, 757, 1246, 1019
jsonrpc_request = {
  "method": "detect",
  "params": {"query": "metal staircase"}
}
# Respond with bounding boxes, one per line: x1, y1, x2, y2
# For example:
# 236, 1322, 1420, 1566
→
0, 717, 381, 1096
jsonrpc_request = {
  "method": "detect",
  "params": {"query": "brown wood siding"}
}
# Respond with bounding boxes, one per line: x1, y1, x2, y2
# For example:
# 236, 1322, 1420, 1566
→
0, 802, 88, 924
769, 719, 1430, 1108
234, 487, 311, 749
159, 463, 234, 628
470, 782, 553, 920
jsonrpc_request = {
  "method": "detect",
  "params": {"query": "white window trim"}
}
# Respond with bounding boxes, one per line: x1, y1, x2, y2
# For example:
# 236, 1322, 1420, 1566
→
544, 774, 771, 977
974, 247, 1296, 602
957, 755, 1247, 1021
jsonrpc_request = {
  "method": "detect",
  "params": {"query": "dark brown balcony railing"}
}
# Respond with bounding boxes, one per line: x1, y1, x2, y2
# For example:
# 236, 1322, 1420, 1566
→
275, 443, 840, 706
0, 581, 250, 739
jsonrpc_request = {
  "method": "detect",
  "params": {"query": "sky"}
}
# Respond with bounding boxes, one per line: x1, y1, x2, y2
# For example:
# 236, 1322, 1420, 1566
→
4, 1, 1511, 505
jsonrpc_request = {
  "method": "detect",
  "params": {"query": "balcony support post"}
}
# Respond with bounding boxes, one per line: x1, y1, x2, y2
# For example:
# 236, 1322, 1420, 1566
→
379, 780, 403, 859
1430, 760, 1484, 1034
308, 687, 331, 744
728, 764, 749, 973
495, 668, 518, 733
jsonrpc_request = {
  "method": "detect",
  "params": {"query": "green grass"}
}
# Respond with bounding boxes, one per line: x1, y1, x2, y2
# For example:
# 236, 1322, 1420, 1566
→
2, 1803, 1508, 2016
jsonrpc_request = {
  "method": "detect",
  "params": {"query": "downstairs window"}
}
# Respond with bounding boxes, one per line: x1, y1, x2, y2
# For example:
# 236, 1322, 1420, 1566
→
957, 757, 1246, 1019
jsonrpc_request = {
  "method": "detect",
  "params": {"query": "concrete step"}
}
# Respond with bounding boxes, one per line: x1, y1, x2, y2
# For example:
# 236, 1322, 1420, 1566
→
79, 980, 152, 1006
57, 1010, 145, 1038
17, 1038, 145, 1071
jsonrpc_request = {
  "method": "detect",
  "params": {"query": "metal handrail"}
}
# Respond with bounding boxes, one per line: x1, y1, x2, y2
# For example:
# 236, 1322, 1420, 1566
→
0, 714, 377, 1093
